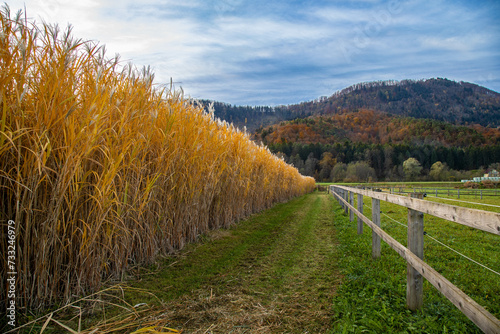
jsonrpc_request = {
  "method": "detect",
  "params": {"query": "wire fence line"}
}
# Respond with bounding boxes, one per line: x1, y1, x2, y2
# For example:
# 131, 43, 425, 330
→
366, 186, 500, 210
384, 187, 500, 197
382, 211, 408, 228
424, 196, 500, 209
357, 199, 499, 277
423, 232, 500, 277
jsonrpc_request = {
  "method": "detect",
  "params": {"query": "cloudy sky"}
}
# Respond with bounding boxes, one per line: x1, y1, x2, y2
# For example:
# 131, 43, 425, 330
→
6, 0, 500, 105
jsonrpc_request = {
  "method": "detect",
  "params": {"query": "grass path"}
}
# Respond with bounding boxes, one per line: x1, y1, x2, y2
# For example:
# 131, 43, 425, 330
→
123, 191, 340, 333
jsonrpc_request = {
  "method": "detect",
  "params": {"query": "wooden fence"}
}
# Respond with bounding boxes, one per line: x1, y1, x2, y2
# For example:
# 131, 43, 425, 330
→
368, 186, 500, 199
329, 185, 500, 334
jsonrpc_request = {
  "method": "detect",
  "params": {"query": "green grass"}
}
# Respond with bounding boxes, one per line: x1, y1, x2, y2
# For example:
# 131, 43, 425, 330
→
330, 189, 499, 333
128, 191, 341, 332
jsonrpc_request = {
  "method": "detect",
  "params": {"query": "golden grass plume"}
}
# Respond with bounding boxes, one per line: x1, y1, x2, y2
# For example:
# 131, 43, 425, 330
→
0, 5, 315, 313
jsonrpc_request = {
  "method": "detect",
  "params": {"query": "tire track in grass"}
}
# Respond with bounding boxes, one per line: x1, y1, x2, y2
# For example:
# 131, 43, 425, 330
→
124, 192, 340, 333
251, 192, 340, 332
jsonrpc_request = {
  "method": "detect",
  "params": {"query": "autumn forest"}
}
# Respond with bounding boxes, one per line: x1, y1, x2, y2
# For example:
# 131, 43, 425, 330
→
209, 79, 500, 182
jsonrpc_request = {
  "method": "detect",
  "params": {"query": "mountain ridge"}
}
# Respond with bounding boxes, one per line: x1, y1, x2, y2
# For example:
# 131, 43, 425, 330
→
202, 78, 500, 131
301, 78, 500, 127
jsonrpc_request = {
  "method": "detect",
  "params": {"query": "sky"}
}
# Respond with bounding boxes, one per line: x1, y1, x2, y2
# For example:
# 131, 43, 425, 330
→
5, 0, 500, 106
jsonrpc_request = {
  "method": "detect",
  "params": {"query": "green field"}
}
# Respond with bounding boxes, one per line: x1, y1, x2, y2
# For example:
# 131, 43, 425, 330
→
329, 185, 499, 333
14, 187, 499, 333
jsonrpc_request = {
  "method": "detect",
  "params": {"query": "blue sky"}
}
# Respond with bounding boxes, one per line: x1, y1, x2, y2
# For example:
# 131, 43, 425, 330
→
7, 0, 500, 105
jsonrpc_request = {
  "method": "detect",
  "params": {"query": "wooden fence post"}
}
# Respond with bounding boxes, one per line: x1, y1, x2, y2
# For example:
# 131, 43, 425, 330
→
407, 193, 424, 310
344, 190, 348, 214
357, 194, 363, 235
349, 191, 354, 222
372, 198, 381, 259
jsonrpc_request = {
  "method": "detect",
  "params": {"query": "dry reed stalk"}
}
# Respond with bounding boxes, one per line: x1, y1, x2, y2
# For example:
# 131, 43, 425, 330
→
0, 4, 316, 316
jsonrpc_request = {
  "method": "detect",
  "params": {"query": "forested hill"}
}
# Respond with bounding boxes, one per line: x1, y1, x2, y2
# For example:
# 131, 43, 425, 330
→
254, 109, 500, 148
200, 78, 500, 181
291, 78, 500, 127
252, 109, 500, 181
201, 78, 500, 131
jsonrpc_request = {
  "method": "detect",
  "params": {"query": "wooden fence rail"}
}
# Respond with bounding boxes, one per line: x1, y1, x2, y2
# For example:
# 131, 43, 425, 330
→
338, 186, 500, 235
372, 187, 500, 199
329, 185, 500, 334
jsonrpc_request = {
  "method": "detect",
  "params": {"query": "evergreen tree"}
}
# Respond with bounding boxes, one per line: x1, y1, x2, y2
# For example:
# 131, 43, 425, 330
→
304, 153, 318, 177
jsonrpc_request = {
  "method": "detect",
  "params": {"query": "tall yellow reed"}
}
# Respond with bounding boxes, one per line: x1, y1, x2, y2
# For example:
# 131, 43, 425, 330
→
0, 5, 315, 311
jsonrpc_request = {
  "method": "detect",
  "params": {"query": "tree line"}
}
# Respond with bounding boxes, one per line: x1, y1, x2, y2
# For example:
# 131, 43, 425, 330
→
267, 141, 500, 182
199, 99, 310, 132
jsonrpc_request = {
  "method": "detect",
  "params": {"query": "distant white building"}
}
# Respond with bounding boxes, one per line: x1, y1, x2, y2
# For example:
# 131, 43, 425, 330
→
461, 169, 500, 182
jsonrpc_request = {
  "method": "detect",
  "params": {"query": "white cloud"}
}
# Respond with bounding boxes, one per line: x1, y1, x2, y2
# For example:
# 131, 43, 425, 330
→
420, 35, 489, 53
4, 0, 500, 105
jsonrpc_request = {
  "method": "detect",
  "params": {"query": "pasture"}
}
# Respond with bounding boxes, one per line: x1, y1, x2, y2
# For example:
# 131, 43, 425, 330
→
330, 184, 499, 333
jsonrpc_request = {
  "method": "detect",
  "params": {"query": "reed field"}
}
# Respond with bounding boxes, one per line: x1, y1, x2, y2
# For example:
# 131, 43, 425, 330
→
0, 5, 315, 313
